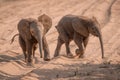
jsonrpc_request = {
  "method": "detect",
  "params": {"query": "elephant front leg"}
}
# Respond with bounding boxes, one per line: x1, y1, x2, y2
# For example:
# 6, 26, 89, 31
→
54, 36, 64, 57
42, 36, 50, 61
65, 41, 73, 57
74, 32, 84, 58
83, 37, 89, 49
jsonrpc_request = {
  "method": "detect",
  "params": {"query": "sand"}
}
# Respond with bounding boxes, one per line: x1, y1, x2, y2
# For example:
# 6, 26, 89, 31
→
0, 0, 120, 80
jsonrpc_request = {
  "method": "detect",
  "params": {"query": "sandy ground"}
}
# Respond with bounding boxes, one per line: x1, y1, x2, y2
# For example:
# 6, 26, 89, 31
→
0, 0, 120, 80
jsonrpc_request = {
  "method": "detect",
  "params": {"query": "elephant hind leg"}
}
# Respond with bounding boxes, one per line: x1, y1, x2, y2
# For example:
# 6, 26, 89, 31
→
26, 41, 33, 63
58, 29, 72, 57
19, 36, 27, 61
54, 36, 64, 57
73, 32, 84, 58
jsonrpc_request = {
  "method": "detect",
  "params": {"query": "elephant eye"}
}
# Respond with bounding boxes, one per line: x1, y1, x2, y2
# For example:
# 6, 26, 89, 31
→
31, 30, 34, 34
92, 27, 96, 30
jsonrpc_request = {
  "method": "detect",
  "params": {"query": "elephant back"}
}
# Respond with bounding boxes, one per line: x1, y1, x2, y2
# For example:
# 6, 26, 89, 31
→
72, 17, 89, 37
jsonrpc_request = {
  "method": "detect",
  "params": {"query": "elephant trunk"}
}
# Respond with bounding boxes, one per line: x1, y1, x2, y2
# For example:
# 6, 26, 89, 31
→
38, 33, 43, 58
98, 31, 104, 58
29, 20, 43, 58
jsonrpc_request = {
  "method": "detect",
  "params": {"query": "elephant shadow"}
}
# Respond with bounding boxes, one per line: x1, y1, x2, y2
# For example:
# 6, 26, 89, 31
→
0, 50, 29, 67
0, 55, 119, 80
0, 54, 23, 63
28, 63, 120, 80
0, 50, 48, 65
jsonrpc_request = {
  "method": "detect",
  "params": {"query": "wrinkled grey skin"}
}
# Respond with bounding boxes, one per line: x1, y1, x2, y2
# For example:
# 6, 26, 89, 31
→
54, 14, 104, 58
11, 14, 52, 65
18, 18, 43, 65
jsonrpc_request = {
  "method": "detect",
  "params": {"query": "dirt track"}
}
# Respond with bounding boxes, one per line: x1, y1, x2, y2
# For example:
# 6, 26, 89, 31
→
0, 0, 120, 80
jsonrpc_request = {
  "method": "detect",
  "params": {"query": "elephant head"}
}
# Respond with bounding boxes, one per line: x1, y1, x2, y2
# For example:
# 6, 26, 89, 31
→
88, 17, 104, 58
29, 19, 43, 58
88, 17, 101, 37
72, 16, 104, 58
38, 14, 52, 34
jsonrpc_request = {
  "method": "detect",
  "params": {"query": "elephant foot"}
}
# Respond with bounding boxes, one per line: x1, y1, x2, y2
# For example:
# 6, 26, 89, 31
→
54, 53, 59, 57
27, 62, 35, 67
24, 58, 27, 62
44, 58, 50, 61
67, 53, 74, 58
74, 54, 84, 59
26, 59, 34, 67
26, 58, 35, 66
75, 49, 84, 58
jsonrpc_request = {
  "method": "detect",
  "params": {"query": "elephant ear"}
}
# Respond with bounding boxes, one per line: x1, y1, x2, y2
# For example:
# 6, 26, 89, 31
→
91, 16, 101, 31
72, 18, 89, 37
18, 19, 32, 40
38, 14, 52, 34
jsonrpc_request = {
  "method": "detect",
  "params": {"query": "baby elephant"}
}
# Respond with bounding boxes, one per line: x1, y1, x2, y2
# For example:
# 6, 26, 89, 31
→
54, 14, 104, 58
11, 14, 52, 65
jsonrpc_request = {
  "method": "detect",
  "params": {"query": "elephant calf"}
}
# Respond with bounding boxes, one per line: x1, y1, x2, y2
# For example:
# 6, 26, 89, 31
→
11, 14, 52, 65
54, 14, 104, 58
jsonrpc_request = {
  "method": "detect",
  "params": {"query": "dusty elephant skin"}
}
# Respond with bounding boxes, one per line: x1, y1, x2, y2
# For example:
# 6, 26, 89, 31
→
11, 14, 52, 65
38, 14, 52, 34
37, 14, 52, 61
54, 14, 104, 58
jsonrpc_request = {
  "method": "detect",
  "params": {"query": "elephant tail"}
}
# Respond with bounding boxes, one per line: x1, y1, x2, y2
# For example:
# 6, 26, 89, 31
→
10, 34, 19, 44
